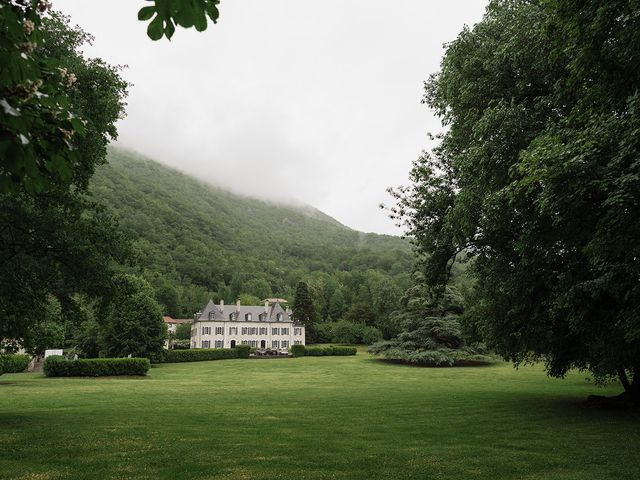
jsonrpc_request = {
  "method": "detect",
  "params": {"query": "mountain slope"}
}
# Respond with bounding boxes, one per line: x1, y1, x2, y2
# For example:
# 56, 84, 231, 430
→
91, 148, 412, 318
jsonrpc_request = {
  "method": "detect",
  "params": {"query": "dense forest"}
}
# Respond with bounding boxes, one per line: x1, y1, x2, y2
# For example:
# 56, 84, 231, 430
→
92, 148, 413, 327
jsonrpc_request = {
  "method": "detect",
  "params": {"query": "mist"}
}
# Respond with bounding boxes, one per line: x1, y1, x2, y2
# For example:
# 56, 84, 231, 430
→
55, 0, 488, 234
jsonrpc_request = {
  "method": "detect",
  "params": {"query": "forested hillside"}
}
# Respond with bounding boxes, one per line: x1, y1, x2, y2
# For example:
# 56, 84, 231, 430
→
91, 148, 413, 321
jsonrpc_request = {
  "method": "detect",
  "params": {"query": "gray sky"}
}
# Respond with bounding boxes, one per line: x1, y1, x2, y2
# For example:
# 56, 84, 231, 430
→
55, 1, 488, 235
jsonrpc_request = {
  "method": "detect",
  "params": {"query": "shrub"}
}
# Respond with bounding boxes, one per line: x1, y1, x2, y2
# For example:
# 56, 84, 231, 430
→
290, 344, 306, 357
163, 348, 238, 363
43, 356, 150, 377
0, 354, 31, 373
235, 344, 251, 358
304, 346, 357, 356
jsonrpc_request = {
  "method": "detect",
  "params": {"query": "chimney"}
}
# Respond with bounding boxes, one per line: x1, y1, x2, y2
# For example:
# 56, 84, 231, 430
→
236, 298, 241, 313
220, 299, 224, 314
264, 300, 269, 314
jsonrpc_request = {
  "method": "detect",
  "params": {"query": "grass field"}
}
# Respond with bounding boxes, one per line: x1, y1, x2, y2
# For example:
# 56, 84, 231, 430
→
1, 349, 639, 480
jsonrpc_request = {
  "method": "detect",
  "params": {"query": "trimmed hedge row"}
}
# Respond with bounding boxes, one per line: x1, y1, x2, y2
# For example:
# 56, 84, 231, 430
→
162, 345, 251, 363
43, 356, 150, 377
0, 354, 31, 373
290, 344, 306, 357
293, 346, 357, 357
235, 344, 251, 358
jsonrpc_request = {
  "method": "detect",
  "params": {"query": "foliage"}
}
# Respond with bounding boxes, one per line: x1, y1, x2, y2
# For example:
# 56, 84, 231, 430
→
92, 149, 412, 322
292, 281, 317, 342
344, 303, 375, 326
290, 344, 306, 357
162, 347, 238, 363
138, 0, 220, 41
101, 274, 166, 361
0, 4, 86, 194
21, 295, 65, 356
369, 274, 491, 366
175, 323, 192, 340
0, 354, 31, 373
0, 15, 129, 343
43, 355, 150, 377
315, 320, 383, 345
235, 344, 251, 358
304, 346, 357, 356
389, 0, 640, 397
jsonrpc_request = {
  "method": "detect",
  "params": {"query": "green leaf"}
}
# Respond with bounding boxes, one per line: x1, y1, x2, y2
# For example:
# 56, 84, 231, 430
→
138, 6, 156, 21
147, 16, 164, 41
164, 19, 176, 40
194, 11, 207, 32
205, 3, 219, 22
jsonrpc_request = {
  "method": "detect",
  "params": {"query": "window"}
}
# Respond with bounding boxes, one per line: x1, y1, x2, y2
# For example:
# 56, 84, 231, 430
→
281, 328, 289, 335
272, 328, 279, 335
250, 327, 257, 335
202, 340, 210, 348
282, 340, 289, 348
215, 327, 224, 335
202, 327, 211, 335
229, 327, 238, 335
259, 327, 267, 335
242, 327, 248, 335
294, 328, 301, 336
208, 311, 215, 320
214, 340, 224, 348
251, 340, 257, 347
272, 340, 279, 348
246, 313, 252, 321
294, 340, 302, 345
229, 313, 236, 321
276, 313, 283, 321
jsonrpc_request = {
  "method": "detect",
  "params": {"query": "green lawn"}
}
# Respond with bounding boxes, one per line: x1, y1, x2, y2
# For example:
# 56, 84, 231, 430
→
1, 350, 639, 480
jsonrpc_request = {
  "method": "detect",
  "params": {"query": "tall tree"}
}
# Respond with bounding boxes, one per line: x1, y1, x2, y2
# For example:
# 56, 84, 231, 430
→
391, 0, 640, 401
0, 14, 129, 342
102, 274, 166, 360
292, 281, 317, 343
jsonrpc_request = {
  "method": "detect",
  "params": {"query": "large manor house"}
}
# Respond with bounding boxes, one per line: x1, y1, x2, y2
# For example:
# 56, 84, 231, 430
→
190, 299, 306, 350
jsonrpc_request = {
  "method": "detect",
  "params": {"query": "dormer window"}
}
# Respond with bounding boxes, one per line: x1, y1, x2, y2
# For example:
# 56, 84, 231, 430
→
276, 313, 283, 321
245, 313, 252, 321
208, 312, 214, 320
229, 312, 236, 321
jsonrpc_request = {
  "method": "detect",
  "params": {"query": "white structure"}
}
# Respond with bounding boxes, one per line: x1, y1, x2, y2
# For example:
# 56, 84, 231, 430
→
191, 299, 305, 350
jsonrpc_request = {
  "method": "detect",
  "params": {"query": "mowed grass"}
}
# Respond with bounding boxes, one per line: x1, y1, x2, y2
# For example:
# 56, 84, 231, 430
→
1, 350, 639, 480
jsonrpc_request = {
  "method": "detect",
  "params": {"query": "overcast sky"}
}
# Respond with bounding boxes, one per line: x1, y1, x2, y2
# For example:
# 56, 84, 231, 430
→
55, 1, 488, 235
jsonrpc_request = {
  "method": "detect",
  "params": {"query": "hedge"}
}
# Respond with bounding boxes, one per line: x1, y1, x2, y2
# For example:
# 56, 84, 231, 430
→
303, 346, 357, 356
43, 356, 150, 377
235, 344, 251, 358
163, 347, 238, 363
290, 344, 306, 357
0, 354, 31, 373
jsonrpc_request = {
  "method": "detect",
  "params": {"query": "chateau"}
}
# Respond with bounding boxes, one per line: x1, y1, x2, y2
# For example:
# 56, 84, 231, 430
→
191, 299, 305, 350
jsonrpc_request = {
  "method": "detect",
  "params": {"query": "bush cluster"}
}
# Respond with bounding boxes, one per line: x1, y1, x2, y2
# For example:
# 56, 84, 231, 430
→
163, 348, 238, 363
0, 354, 31, 373
302, 346, 357, 356
43, 356, 150, 377
368, 342, 493, 367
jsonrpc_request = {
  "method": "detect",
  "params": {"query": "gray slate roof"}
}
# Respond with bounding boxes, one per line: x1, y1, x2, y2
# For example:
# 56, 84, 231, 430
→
196, 300, 297, 324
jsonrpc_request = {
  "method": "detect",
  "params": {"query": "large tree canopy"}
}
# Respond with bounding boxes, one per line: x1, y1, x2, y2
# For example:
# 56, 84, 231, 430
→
0, 15, 130, 342
391, 0, 640, 400
1, 0, 218, 194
